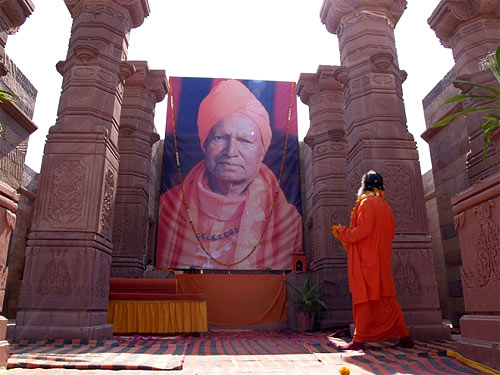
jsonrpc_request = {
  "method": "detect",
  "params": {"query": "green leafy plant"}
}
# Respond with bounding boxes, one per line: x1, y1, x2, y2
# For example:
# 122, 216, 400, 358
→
0, 89, 18, 103
0, 89, 18, 138
281, 278, 328, 316
433, 45, 500, 166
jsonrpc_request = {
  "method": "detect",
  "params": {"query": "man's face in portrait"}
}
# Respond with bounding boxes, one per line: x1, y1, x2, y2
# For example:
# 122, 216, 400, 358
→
204, 112, 266, 187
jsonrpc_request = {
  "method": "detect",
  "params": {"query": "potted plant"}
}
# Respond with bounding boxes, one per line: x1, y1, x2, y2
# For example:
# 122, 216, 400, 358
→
433, 45, 500, 166
281, 277, 327, 331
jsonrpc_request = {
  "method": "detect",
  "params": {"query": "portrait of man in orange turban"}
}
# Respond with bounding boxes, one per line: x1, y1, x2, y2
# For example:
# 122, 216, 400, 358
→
156, 78, 303, 270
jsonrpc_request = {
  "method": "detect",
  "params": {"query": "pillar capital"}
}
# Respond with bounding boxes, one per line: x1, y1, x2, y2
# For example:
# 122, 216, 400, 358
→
128, 61, 168, 103
320, 0, 407, 35
64, 0, 150, 28
429, 0, 500, 48
0, 0, 34, 76
298, 65, 345, 144
0, 0, 34, 34
297, 65, 342, 105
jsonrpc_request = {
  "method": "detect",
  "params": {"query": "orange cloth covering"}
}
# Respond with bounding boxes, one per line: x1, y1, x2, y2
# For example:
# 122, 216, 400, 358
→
157, 161, 302, 270
175, 274, 287, 326
108, 300, 207, 334
333, 194, 409, 341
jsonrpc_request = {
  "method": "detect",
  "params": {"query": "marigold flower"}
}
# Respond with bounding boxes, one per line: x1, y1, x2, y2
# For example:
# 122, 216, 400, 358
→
339, 366, 350, 375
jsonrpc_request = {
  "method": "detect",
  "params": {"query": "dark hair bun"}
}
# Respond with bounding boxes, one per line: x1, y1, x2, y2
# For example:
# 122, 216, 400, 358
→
363, 170, 384, 191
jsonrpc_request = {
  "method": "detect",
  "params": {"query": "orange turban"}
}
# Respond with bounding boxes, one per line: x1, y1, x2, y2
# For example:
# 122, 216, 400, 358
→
197, 80, 272, 152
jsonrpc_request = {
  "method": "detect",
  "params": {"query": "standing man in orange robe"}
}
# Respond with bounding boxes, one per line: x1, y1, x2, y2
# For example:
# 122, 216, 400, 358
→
332, 170, 414, 351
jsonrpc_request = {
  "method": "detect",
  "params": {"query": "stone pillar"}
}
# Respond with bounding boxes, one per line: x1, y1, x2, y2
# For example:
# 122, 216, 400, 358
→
451, 174, 500, 370
421, 69, 468, 326
321, 0, 449, 339
297, 65, 351, 328
111, 61, 166, 278
428, 0, 500, 182
15, 0, 150, 340
0, 182, 18, 365
425, 0, 500, 328
4, 167, 37, 319
0, 0, 34, 76
0, 0, 34, 366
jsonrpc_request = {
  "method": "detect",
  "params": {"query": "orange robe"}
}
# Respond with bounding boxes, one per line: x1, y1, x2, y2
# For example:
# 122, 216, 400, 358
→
157, 161, 302, 270
333, 195, 409, 342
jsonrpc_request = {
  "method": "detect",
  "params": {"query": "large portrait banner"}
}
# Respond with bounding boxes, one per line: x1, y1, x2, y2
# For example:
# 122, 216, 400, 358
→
157, 77, 303, 270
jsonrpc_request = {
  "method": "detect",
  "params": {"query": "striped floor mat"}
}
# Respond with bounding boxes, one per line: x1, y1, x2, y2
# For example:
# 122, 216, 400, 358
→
317, 336, 483, 375
6, 330, 488, 374
8, 337, 186, 371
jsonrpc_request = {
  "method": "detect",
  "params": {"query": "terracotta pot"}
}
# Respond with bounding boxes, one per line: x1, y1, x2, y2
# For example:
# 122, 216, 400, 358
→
296, 310, 316, 332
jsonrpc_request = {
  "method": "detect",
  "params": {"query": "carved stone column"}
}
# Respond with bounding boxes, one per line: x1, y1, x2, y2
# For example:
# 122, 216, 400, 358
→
421, 69, 468, 326
15, 0, 150, 340
297, 65, 351, 328
321, 0, 449, 339
429, 0, 500, 182
0, 182, 18, 365
111, 61, 166, 278
0, 0, 34, 76
451, 175, 500, 370
0, 0, 34, 366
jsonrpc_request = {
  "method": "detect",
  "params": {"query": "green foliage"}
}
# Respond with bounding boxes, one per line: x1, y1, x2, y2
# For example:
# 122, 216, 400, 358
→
0, 89, 18, 138
280, 278, 328, 317
433, 45, 500, 166
0, 89, 18, 103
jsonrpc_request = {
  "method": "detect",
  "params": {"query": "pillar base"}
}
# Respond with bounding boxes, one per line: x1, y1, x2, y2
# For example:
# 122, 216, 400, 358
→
456, 315, 500, 371
407, 323, 451, 340
14, 309, 113, 340
0, 316, 9, 368
319, 310, 353, 330
13, 323, 113, 341
0, 340, 9, 368
110, 258, 144, 278
348, 322, 450, 341
403, 309, 451, 340
314, 265, 351, 330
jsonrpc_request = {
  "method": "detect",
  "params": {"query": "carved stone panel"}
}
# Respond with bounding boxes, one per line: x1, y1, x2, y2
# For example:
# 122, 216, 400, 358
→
112, 205, 131, 255
46, 160, 87, 226
393, 247, 440, 310
99, 168, 115, 235
460, 201, 500, 289
394, 251, 423, 296
37, 249, 72, 296
20, 246, 111, 310
383, 164, 416, 232
348, 167, 363, 209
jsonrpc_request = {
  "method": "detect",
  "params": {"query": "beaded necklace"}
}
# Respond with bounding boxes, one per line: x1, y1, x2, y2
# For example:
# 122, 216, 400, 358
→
168, 77, 295, 267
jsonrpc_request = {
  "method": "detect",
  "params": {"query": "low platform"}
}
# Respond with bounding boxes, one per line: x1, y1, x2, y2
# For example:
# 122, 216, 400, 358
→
108, 278, 207, 334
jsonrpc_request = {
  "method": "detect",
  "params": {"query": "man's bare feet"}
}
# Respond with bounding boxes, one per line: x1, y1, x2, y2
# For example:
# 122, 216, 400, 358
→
337, 340, 366, 351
